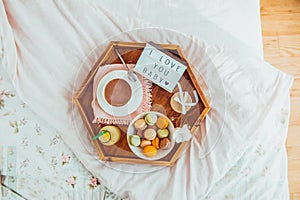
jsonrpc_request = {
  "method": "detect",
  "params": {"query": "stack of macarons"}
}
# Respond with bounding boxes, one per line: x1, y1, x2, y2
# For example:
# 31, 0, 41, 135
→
129, 113, 172, 158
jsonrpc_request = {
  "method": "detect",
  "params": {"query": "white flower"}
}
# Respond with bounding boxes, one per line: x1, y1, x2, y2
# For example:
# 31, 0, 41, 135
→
172, 124, 192, 143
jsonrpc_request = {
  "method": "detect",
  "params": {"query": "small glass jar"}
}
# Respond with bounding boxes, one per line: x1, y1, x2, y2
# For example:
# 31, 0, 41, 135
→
96, 126, 121, 146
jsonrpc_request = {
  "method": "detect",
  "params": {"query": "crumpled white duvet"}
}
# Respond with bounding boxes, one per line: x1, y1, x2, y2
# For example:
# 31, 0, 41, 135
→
0, 0, 293, 199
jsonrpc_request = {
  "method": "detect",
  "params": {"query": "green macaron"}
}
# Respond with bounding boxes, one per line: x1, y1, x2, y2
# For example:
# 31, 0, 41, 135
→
144, 113, 158, 126
130, 135, 141, 147
157, 129, 169, 138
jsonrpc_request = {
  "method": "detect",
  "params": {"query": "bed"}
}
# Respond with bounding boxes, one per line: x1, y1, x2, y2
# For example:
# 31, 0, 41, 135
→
0, 0, 293, 199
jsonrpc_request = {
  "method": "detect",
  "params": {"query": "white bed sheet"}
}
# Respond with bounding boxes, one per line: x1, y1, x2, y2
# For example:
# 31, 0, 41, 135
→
0, 63, 291, 199
0, 0, 286, 200
90, 0, 264, 58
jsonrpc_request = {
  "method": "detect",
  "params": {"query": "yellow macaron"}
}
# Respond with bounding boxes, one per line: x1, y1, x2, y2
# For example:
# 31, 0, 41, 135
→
143, 145, 157, 158
151, 137, 160, 149
156, 116, 169, 129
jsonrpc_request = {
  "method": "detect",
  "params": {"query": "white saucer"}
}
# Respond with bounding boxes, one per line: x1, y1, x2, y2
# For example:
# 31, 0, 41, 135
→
96, 70, 143, 117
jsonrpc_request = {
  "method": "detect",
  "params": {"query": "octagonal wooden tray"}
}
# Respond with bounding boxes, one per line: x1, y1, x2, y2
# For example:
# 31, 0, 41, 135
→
74, 41, 210, 166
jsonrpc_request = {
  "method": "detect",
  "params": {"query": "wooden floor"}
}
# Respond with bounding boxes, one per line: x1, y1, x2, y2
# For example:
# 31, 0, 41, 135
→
260, 0, 300, 199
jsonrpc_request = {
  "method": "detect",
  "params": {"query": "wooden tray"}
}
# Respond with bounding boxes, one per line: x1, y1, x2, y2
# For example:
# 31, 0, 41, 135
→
74, 41, 210, 166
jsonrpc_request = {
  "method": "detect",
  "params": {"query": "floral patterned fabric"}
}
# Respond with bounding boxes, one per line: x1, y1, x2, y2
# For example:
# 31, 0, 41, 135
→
0, 67, 121, 200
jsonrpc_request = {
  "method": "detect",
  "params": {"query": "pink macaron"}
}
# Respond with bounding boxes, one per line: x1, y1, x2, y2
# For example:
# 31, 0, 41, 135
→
134, 119, 147, 131
140, 139, 152, 148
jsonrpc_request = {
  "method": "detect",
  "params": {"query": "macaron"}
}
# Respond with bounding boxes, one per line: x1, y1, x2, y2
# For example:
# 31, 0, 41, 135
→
157, 129, 169, 138
143, 145, 157, 158
130, 135, 141, 147
148, 125, 158, 131
151, 137, 160, 149
140, 139, 151, 148
136, 130, 144, 138
134, 119, 147, 131
159, 138, 171, 150
143, 128, 157, 140
156, 116, 169, 129
144, 113, 158, 125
